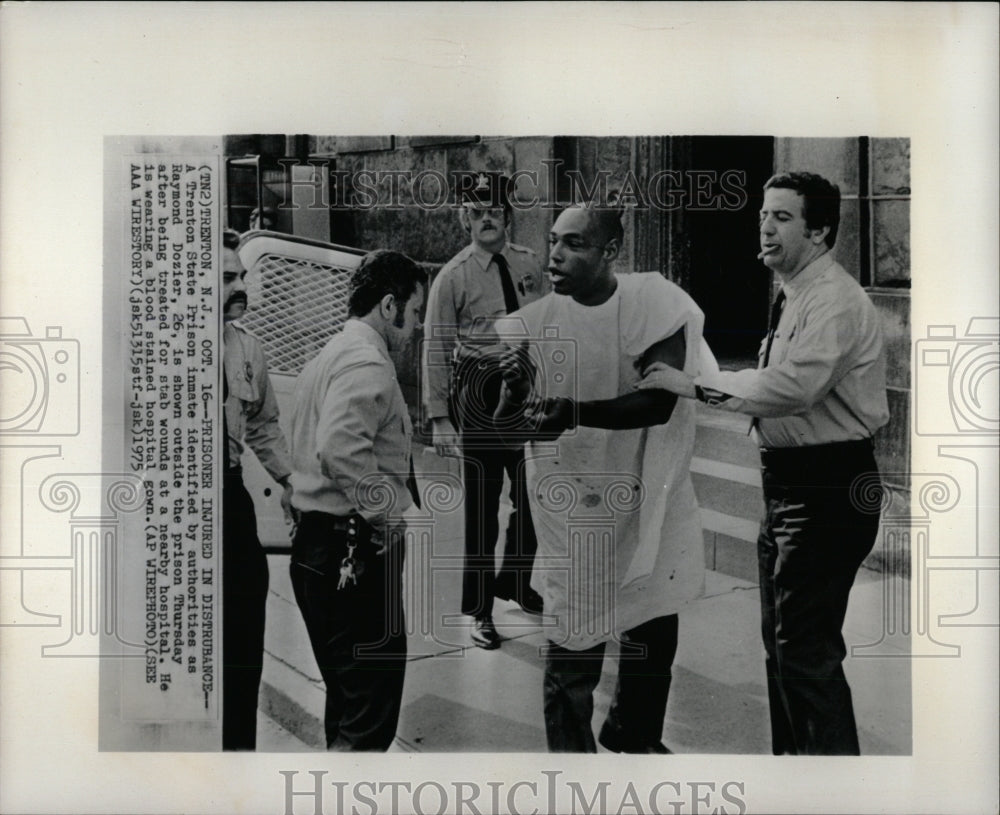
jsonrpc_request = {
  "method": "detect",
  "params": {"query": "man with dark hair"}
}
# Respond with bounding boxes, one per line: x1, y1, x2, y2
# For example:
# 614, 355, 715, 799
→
287, 249, 425, 751
421, 173, 550, 649
346, 250, 424, 318
495, 199, 706, 753
638, 170, 889, 755
220, 228, 295, 750
763, 171, 841, 247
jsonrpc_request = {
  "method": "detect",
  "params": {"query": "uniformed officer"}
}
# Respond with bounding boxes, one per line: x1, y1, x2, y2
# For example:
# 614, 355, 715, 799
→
421, 173, 550, 648
220, 228, 294, 750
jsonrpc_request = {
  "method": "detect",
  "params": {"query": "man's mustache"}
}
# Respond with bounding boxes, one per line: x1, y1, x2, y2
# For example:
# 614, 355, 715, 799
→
224, 292, 248, 310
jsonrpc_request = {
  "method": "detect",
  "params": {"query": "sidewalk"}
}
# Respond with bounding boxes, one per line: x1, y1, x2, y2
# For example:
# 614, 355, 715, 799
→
256, 447, 912, 755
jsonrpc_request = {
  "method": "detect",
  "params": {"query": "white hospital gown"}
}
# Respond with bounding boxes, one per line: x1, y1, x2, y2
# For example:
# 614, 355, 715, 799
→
498, 273, 706, 651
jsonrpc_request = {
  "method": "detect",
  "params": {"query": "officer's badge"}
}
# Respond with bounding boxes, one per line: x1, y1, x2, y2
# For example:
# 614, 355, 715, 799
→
518, 274, 536, 296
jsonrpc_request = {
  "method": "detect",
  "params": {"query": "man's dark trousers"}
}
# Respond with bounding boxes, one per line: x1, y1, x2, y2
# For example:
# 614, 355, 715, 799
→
460, 440, 538, 616
222, 470, 269, 751
542, 615, 679, 752
757, 438, 882, 755
290, 511, 407, 751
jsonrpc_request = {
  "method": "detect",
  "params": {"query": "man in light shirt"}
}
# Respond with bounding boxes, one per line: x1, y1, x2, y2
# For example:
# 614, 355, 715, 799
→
288, 249, 425, 751
639, 171, 889, 755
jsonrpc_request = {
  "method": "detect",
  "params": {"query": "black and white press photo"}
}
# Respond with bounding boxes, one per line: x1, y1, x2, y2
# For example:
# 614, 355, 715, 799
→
1, 5, 996, 815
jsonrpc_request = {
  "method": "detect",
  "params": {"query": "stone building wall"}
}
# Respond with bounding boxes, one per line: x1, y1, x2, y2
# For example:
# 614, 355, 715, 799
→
774, 137, 912, 553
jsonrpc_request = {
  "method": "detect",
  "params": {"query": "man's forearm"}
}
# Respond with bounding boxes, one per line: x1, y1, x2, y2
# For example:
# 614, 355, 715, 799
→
578, 390, 677, 430
245, 415, 293, 483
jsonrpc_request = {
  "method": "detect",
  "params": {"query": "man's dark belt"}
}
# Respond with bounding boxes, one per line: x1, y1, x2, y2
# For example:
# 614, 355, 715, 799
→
292, 510, 393, 576
759, 437, 877, 486
298, 509, 375, 536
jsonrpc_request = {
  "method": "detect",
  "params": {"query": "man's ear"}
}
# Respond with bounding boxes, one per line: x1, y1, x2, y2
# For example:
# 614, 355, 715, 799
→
379, 293, 397, 319
810, 225, 831, 245
603, 237, 621, 262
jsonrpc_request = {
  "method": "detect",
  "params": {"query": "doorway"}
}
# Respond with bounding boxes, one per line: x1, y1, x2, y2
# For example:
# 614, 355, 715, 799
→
686, 137, 774, 365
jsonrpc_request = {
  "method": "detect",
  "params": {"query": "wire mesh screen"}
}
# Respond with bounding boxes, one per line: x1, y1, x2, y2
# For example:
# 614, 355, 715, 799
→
240, 252, 355, 375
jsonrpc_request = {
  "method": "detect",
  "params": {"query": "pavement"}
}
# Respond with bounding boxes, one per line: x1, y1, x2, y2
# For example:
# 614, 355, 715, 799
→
254, 445, 913, 755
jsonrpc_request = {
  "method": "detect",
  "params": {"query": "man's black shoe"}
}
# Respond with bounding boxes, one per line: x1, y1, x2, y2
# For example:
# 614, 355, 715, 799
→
518, 589, 544, 615
471, 616, 501, 649
598, 728, 672, 754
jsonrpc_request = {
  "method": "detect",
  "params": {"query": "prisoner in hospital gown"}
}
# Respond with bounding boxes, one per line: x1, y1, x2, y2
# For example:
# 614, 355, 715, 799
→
498, 271, 707, 651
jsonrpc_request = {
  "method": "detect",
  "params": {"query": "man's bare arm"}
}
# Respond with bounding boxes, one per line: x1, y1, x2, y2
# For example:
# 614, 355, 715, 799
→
531, 327, 686, 435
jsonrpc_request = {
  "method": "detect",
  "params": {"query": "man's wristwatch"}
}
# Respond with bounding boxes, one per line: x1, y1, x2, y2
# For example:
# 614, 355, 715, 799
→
694, 384, 733, 407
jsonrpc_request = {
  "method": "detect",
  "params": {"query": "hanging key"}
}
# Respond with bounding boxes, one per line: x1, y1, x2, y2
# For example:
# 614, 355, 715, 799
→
337, 557, 357, 590
337, 543, 359, 590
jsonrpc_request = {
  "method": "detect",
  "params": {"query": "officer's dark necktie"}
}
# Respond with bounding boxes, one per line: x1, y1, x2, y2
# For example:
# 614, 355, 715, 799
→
492, 253, 519, 314
406, 456, 421, 509
761, 290, 787, 369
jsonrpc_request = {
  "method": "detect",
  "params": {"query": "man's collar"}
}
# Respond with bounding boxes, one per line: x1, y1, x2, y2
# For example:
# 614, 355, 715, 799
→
342, 318, 390, 361
469, 240, 509, 271
782, 251, 835, 300
222, 320, 243, 342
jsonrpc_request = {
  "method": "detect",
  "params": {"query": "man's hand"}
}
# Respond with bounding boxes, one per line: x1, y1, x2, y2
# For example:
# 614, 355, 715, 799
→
432, 417, 461, 458
498, 339, 536, 405
279, 478, 299, 527
634, 362, 697, 398
524, 396, 576, 441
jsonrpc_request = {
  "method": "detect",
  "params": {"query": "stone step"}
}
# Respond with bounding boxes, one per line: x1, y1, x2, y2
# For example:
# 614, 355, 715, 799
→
692, 467, 762, 521
691, 407, 766, 583
694, 420, 760, 471
691, 405, 903, 579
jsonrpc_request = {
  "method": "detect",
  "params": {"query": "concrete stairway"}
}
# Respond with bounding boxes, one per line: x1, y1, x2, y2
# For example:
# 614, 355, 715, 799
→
691, 404, 763, 583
